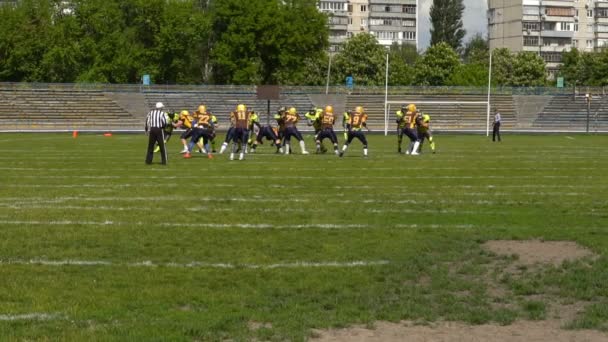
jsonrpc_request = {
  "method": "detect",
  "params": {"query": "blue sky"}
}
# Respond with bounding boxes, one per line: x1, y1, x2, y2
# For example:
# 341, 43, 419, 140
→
419, 0, 488, 50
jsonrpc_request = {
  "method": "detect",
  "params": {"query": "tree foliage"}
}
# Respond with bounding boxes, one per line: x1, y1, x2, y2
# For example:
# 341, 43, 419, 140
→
414, 42, 460, 86
0, 0, 575, 87
331, 33, 386, 86
462, 34, 488, 65
430, 0, 466, 52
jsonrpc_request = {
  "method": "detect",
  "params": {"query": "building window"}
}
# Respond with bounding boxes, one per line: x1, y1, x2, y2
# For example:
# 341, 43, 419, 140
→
385, 6, 390, 12
587, 9, 593, 18
404, 31, 416, 40
540, 52, 562, 63
574, 23, 578, 32
572, 39, 578, 47
546, 7, 574, 16
348, 18, 353, 25
523, 6, 538, 16
587, 40, 593, 48
598, 9, 608, 18
559, 22, 571, 31
361, 5, 367, 12
403, 5, 416, 14
523, 22, 540, 31
361, 19, 367, 27
524, 36, 539, 46
402, 20, 415, 27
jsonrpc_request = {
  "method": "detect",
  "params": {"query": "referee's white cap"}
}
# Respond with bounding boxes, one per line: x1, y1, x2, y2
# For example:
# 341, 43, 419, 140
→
155, 102, 164, 109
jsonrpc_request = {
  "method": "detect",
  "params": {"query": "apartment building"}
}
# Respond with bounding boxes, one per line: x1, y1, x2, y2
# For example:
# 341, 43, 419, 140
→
488, 0, 608, 77
318, 0, 418, 52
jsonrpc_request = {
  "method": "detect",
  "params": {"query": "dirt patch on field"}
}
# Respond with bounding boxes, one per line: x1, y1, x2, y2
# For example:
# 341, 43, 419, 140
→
481, 240, 595, 266
311, 320, 608, 342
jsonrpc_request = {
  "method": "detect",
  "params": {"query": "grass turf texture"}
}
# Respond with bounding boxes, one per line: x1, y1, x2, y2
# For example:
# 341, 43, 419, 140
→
0, 133, 607, 341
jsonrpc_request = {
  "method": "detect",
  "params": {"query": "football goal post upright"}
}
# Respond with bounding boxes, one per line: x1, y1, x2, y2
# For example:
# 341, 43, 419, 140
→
486, 49, 493, 137
384, 53, 389, 136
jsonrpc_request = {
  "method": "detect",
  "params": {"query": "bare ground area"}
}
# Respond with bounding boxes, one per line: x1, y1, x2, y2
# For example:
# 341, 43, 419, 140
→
312, 320, 608, 342
311, 240, 607, 342
482, 240, 596, 266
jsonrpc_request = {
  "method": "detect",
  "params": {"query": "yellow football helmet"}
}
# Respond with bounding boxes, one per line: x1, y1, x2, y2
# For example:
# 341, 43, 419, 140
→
180, 110, 189, 117
197, 105, 206, 113
237, 104, 246, 112
325, 105, 333, 114
355, 106, 364, 114
407, 104, 416, 112
288, 107, 296, 115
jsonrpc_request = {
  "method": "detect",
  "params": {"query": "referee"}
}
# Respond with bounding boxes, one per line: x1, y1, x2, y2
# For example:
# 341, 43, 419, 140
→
492, 108, 501, 142
145, 102, 168, 165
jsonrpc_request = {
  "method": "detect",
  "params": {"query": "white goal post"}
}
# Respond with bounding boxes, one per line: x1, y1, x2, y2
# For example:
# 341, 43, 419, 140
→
383, 100, 491, 136
382, 49, 494, 136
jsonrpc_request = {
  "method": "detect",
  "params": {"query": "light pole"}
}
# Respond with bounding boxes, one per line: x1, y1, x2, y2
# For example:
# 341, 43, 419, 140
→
325, 53, 333, 95
585, 93, 591, 133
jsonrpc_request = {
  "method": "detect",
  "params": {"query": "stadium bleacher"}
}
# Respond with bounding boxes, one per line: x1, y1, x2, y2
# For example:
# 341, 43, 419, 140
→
1, 85, 607, 132
0, 89, 139, 130
533, 95, 608, 131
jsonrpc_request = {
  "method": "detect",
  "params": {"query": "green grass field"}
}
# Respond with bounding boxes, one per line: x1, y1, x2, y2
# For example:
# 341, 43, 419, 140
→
0, 133, 607, 341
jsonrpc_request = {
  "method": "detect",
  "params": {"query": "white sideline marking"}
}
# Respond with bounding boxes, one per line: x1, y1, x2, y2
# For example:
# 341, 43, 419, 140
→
0, 220, 481, 230
0, 313, 61, 321
1, 259, 390, 270
565, 136, 575, 140
160, 223, 370, 229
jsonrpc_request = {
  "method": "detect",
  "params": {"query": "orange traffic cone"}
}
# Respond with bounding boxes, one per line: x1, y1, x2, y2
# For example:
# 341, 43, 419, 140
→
103, 132, 112, 137
72, 130, 78, 138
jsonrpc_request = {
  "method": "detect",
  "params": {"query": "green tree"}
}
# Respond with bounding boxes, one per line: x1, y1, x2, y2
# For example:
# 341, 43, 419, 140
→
331, 33, 386, 86
511, 51, 546, 86
462, 33, 488, 65
447, 63, 488, 86
430, 0, 466, 52
414, 42, 460, 86
0, 0, 54, 81
153, 1, 211, 84
210, 0, 327, 84
387, 44, 416, 85
490, 48, 514, 86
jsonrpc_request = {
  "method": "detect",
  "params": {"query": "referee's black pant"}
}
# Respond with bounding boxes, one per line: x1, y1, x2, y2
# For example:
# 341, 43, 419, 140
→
146, 127, 167, 165
492, 122, 501, 142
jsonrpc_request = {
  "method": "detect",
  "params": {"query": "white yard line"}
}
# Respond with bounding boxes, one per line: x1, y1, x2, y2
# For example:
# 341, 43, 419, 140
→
0, 313, 62, 321
1, 259, 390, 269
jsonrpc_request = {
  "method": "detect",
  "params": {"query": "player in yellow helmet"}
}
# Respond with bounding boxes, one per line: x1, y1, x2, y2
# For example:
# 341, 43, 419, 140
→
339, 106, 369, 157
315, 105, 339, 155
281, 107, 309, 155
402, 103, 420, 155
305, 106, 326, 153
228, 104, 251, 160
416, 111, 436, 154
184, 104, 214, 159
395, 105, 409, 153
178, 110, 194, 153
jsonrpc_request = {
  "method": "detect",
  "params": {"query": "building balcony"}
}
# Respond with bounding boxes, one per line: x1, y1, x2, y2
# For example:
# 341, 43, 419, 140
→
540, 30, 574, 38
368, 12, 414, 19
329, 23, 348, 30
596, 17, 608, 24
595, 1, 608, 9
540, 44, 572, 52
542, 15, 574, 22
541, 1, 575, 7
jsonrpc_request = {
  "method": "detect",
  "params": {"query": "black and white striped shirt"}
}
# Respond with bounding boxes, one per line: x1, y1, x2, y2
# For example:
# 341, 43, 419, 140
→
146, 109, 167, 131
